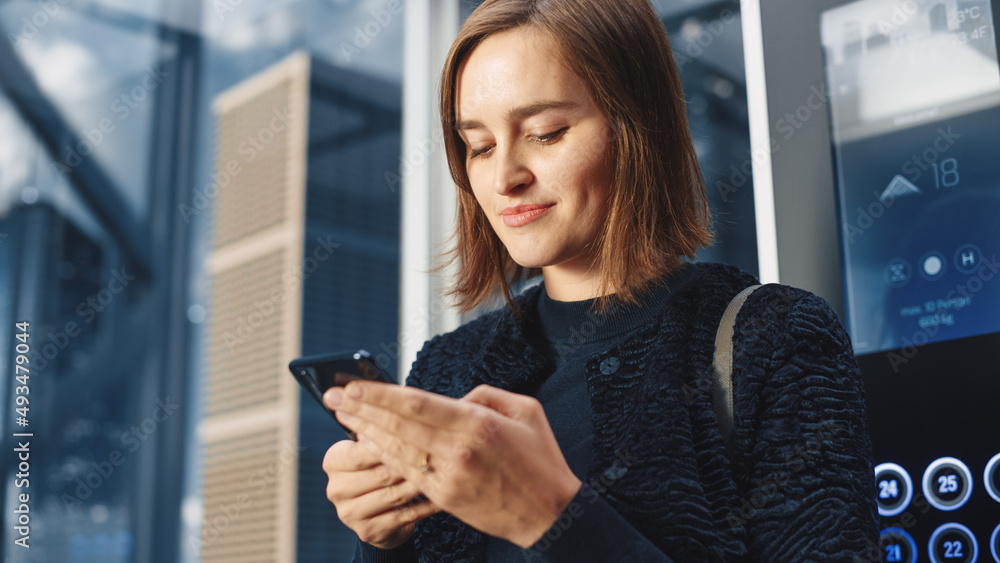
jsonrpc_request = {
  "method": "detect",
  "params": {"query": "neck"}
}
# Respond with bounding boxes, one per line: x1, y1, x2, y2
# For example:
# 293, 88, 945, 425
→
540, 264, 610, 302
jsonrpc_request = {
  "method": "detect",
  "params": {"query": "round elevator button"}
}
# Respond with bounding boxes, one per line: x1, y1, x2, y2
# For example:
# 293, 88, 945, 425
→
880, 527, 917, 563
928, 523, 977, 563
923, 457, 973, 511
985, 453, 1000, 504
991, 523, 1000, 563
875, 463, 913, 517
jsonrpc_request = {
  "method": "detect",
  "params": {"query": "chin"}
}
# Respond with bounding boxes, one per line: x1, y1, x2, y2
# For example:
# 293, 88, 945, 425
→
509, 258, 547, 270
505, 250, 551, 270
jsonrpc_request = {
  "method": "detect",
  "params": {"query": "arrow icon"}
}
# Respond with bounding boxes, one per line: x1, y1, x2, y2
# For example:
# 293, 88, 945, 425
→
879, 174, 921, 203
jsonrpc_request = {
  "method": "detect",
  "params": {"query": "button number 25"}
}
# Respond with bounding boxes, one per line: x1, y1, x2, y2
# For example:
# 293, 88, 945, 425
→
938, 475, 958, 494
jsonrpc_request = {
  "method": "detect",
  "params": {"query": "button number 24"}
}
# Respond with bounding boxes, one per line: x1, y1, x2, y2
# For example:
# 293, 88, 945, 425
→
879, 479, 899, 499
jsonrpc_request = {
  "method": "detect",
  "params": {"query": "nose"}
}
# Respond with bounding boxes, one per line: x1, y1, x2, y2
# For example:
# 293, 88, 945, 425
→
492, 143, 533, 195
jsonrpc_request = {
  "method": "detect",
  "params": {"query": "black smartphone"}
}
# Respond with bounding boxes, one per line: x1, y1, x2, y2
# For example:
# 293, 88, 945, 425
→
288, 349, 395, 440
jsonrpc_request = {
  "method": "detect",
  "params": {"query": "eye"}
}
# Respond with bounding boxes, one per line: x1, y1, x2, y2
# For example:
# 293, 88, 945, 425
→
534, 127, 568, 143
468, 144, 493, 160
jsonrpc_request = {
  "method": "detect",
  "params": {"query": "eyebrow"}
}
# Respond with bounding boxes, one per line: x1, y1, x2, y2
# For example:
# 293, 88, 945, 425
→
454, 100, 580, 131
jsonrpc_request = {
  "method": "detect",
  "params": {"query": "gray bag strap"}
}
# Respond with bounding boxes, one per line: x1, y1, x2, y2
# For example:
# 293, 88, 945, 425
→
712, 284, 763, 455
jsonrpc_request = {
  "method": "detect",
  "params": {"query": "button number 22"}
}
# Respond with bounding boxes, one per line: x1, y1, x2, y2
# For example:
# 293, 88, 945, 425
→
943, 540, 963, 558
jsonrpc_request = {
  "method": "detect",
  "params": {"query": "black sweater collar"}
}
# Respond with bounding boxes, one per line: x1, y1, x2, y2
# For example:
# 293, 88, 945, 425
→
469, 265, 693, 394
535, 264, 693, 345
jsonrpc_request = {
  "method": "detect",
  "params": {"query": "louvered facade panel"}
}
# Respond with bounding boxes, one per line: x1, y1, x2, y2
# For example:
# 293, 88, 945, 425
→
214, 83, 293, 247
206, 249, 286, 417
200, 52, 310, 563
200, 429, 284, 563
198, 50, 402, 563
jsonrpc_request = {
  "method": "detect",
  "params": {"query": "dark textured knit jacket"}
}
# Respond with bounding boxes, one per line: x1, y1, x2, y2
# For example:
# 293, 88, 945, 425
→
357, 263, 880, 562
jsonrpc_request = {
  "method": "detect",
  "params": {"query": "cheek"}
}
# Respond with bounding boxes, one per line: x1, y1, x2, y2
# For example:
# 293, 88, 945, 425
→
466, 169, 489, 205
546, 139, 612, 192
470, 188, 492, 220
578, 165, 613, 224
556, 153, 612, 209
467, 181, 502, 230
533, 152, 581, 194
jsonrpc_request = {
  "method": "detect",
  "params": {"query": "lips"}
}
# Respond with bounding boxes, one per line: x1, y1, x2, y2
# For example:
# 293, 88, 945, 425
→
501, 203, 555, 228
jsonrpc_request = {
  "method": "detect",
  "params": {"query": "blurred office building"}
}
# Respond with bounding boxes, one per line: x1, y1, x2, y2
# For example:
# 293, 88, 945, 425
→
0, 1, 202, 560
198, 52, 400, 562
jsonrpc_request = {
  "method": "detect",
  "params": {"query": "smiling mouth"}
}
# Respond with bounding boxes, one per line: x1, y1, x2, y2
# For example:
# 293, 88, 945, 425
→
501, 203, 555, 228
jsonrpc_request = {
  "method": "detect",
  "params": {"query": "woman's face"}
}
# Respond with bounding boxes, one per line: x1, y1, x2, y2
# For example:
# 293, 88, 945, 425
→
455, 26, 615, 290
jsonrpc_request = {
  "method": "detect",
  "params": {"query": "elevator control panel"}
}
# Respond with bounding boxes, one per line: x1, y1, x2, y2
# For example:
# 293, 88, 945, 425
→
822, 1, 1000, 560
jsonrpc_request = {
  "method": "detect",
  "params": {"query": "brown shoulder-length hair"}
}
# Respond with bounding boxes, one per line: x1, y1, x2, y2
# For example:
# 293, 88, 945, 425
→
439, 0, 712, 315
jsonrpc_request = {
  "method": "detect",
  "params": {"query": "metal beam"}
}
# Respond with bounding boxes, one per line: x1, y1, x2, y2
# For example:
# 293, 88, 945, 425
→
126, 0, 203, 560
0, 35, 151, 279
399, 0, 462, 383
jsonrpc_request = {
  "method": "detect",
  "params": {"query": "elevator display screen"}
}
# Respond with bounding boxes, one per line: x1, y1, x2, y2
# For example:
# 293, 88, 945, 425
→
822, 0, 1000, 356
822, 2, 1000, 562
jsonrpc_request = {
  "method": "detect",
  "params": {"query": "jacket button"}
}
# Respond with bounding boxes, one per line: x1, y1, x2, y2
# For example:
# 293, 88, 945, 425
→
604, 463, 628, 480
600, 356, 620, 375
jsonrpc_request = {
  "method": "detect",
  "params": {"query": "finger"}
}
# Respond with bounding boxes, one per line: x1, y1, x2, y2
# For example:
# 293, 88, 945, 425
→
330, 381, 481, 431
461, 384, 532, 420
336, 472, 423, 522
330, 481, 428, 524
362, 493, 441, 531
322, 439, 382, 473
335, 399, 448, 458
328, 461, 405, 501
348, 413, 442, 476
361, 425, 469, 500
358, 481, 429, 520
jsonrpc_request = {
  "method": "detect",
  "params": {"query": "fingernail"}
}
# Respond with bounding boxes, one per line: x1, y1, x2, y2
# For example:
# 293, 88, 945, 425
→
324, 388, 343, 408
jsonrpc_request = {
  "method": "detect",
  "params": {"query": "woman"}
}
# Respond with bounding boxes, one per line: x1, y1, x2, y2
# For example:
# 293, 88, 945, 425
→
322, 0, 880, 561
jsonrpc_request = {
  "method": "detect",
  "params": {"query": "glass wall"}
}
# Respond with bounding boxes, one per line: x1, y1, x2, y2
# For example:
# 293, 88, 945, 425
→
0, 1, 754, 562
0, 1, 174, 561
657, 0, 759, 274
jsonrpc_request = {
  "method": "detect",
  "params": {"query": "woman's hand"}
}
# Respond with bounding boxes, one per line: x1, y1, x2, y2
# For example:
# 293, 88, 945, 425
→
321, 438, 440, 549
323, 382, 582, 548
